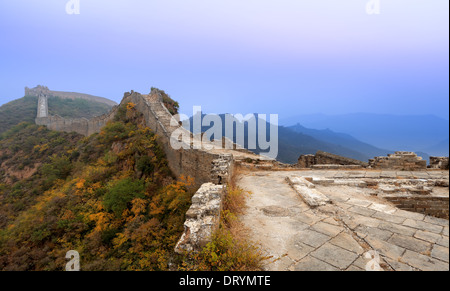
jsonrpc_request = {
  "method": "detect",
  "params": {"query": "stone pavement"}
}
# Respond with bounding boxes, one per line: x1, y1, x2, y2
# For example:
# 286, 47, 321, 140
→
238, 170, 449, 271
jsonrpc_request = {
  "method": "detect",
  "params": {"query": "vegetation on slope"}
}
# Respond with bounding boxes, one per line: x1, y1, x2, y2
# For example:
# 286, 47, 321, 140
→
0, 98, 263, 271
0, 122, 83, 228
0, 96, 39, 136
0, 103, 194, 270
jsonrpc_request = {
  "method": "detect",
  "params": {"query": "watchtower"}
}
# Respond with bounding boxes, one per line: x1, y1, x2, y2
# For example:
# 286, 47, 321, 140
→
37, 93, 49, 118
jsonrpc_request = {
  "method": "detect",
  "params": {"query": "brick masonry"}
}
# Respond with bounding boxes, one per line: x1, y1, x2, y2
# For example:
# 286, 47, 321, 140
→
382, 195, 449, 219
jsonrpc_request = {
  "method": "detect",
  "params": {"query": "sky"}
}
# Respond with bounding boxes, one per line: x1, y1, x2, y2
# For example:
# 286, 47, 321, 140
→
0, 0, 448, 120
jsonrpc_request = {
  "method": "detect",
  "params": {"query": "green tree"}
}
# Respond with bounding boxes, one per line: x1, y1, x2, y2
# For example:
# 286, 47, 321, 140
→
103, 178, 145, 216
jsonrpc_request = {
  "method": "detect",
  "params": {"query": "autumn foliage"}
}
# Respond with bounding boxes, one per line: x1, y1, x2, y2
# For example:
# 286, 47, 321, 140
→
0, 103, 194, 270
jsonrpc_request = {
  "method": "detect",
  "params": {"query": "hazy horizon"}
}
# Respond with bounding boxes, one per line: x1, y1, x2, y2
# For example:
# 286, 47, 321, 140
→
1, 0, 449, 119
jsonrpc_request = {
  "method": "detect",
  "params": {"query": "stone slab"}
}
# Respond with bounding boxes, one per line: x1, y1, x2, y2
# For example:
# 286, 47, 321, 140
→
401, 250, 449, 271
388, 234, 432, 254
293, 255, 340, 271
286, 176, 331, 207
310, 243, 359, 270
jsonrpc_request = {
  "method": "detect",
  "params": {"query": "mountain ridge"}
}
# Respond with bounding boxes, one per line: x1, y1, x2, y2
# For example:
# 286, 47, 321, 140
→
281, 112, 449, 156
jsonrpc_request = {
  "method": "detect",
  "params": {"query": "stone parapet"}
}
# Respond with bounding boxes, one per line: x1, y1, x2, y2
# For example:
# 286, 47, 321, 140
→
175, 183, 225, 253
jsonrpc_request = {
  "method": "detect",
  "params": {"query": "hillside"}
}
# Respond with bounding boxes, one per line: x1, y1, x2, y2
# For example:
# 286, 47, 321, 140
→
276, 126, 370, 163
0, 95, 115, 136
0, 103, 194, 271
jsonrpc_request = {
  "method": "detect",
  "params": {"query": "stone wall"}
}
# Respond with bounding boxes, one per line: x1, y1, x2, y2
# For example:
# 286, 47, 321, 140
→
383, 195, 449, 219
36, 89, 237, 188
369, 151, 427, 171
298, 150, 368, 168
36, 107, 118, 137
175, 183, 225, 253
297, 154, 316, 168
429, 157, 449, 170
35, 88, 242, 253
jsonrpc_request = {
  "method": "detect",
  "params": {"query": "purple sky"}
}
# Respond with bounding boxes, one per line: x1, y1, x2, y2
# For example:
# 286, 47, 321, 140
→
0, 0, 448, 120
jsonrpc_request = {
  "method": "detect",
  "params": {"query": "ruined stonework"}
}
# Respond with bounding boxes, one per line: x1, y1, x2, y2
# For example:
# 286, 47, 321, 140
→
429, 157, 449, 170
175, 183, 225, 253
297, 154, 316, 168
211, 154, 234, 185
382, 195, 449, 219
26, 85, 50, 97
298, 150, 368, 168
369, 151, 427, 171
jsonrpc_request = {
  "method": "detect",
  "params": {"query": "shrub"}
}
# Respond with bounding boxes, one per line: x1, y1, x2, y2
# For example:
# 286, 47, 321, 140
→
41, 155, 73, 187
103, 178, 145, 217
136, 156, 155, 176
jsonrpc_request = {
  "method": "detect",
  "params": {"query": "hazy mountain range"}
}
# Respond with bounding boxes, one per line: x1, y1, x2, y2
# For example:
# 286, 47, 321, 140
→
281, 113, 449, 157
185, 113, 406, 164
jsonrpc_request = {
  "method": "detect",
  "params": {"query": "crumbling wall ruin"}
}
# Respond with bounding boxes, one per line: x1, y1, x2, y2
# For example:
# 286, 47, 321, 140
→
429, 157, 449, 170
298, 150, 368, 168
297, 154, 316, 168
174, 183, 225, 253
369, 151, 427, 171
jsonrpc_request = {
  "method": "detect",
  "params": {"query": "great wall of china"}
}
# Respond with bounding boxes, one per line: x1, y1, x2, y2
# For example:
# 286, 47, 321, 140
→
29, 86, 449, 270
32, 86, 268, 253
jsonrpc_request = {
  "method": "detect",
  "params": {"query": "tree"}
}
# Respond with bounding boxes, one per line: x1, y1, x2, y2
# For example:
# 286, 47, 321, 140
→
103, 178, 145, 217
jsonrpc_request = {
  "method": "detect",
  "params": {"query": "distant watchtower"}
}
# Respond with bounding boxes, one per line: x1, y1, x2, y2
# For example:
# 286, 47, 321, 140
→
37, 93, 49, 118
